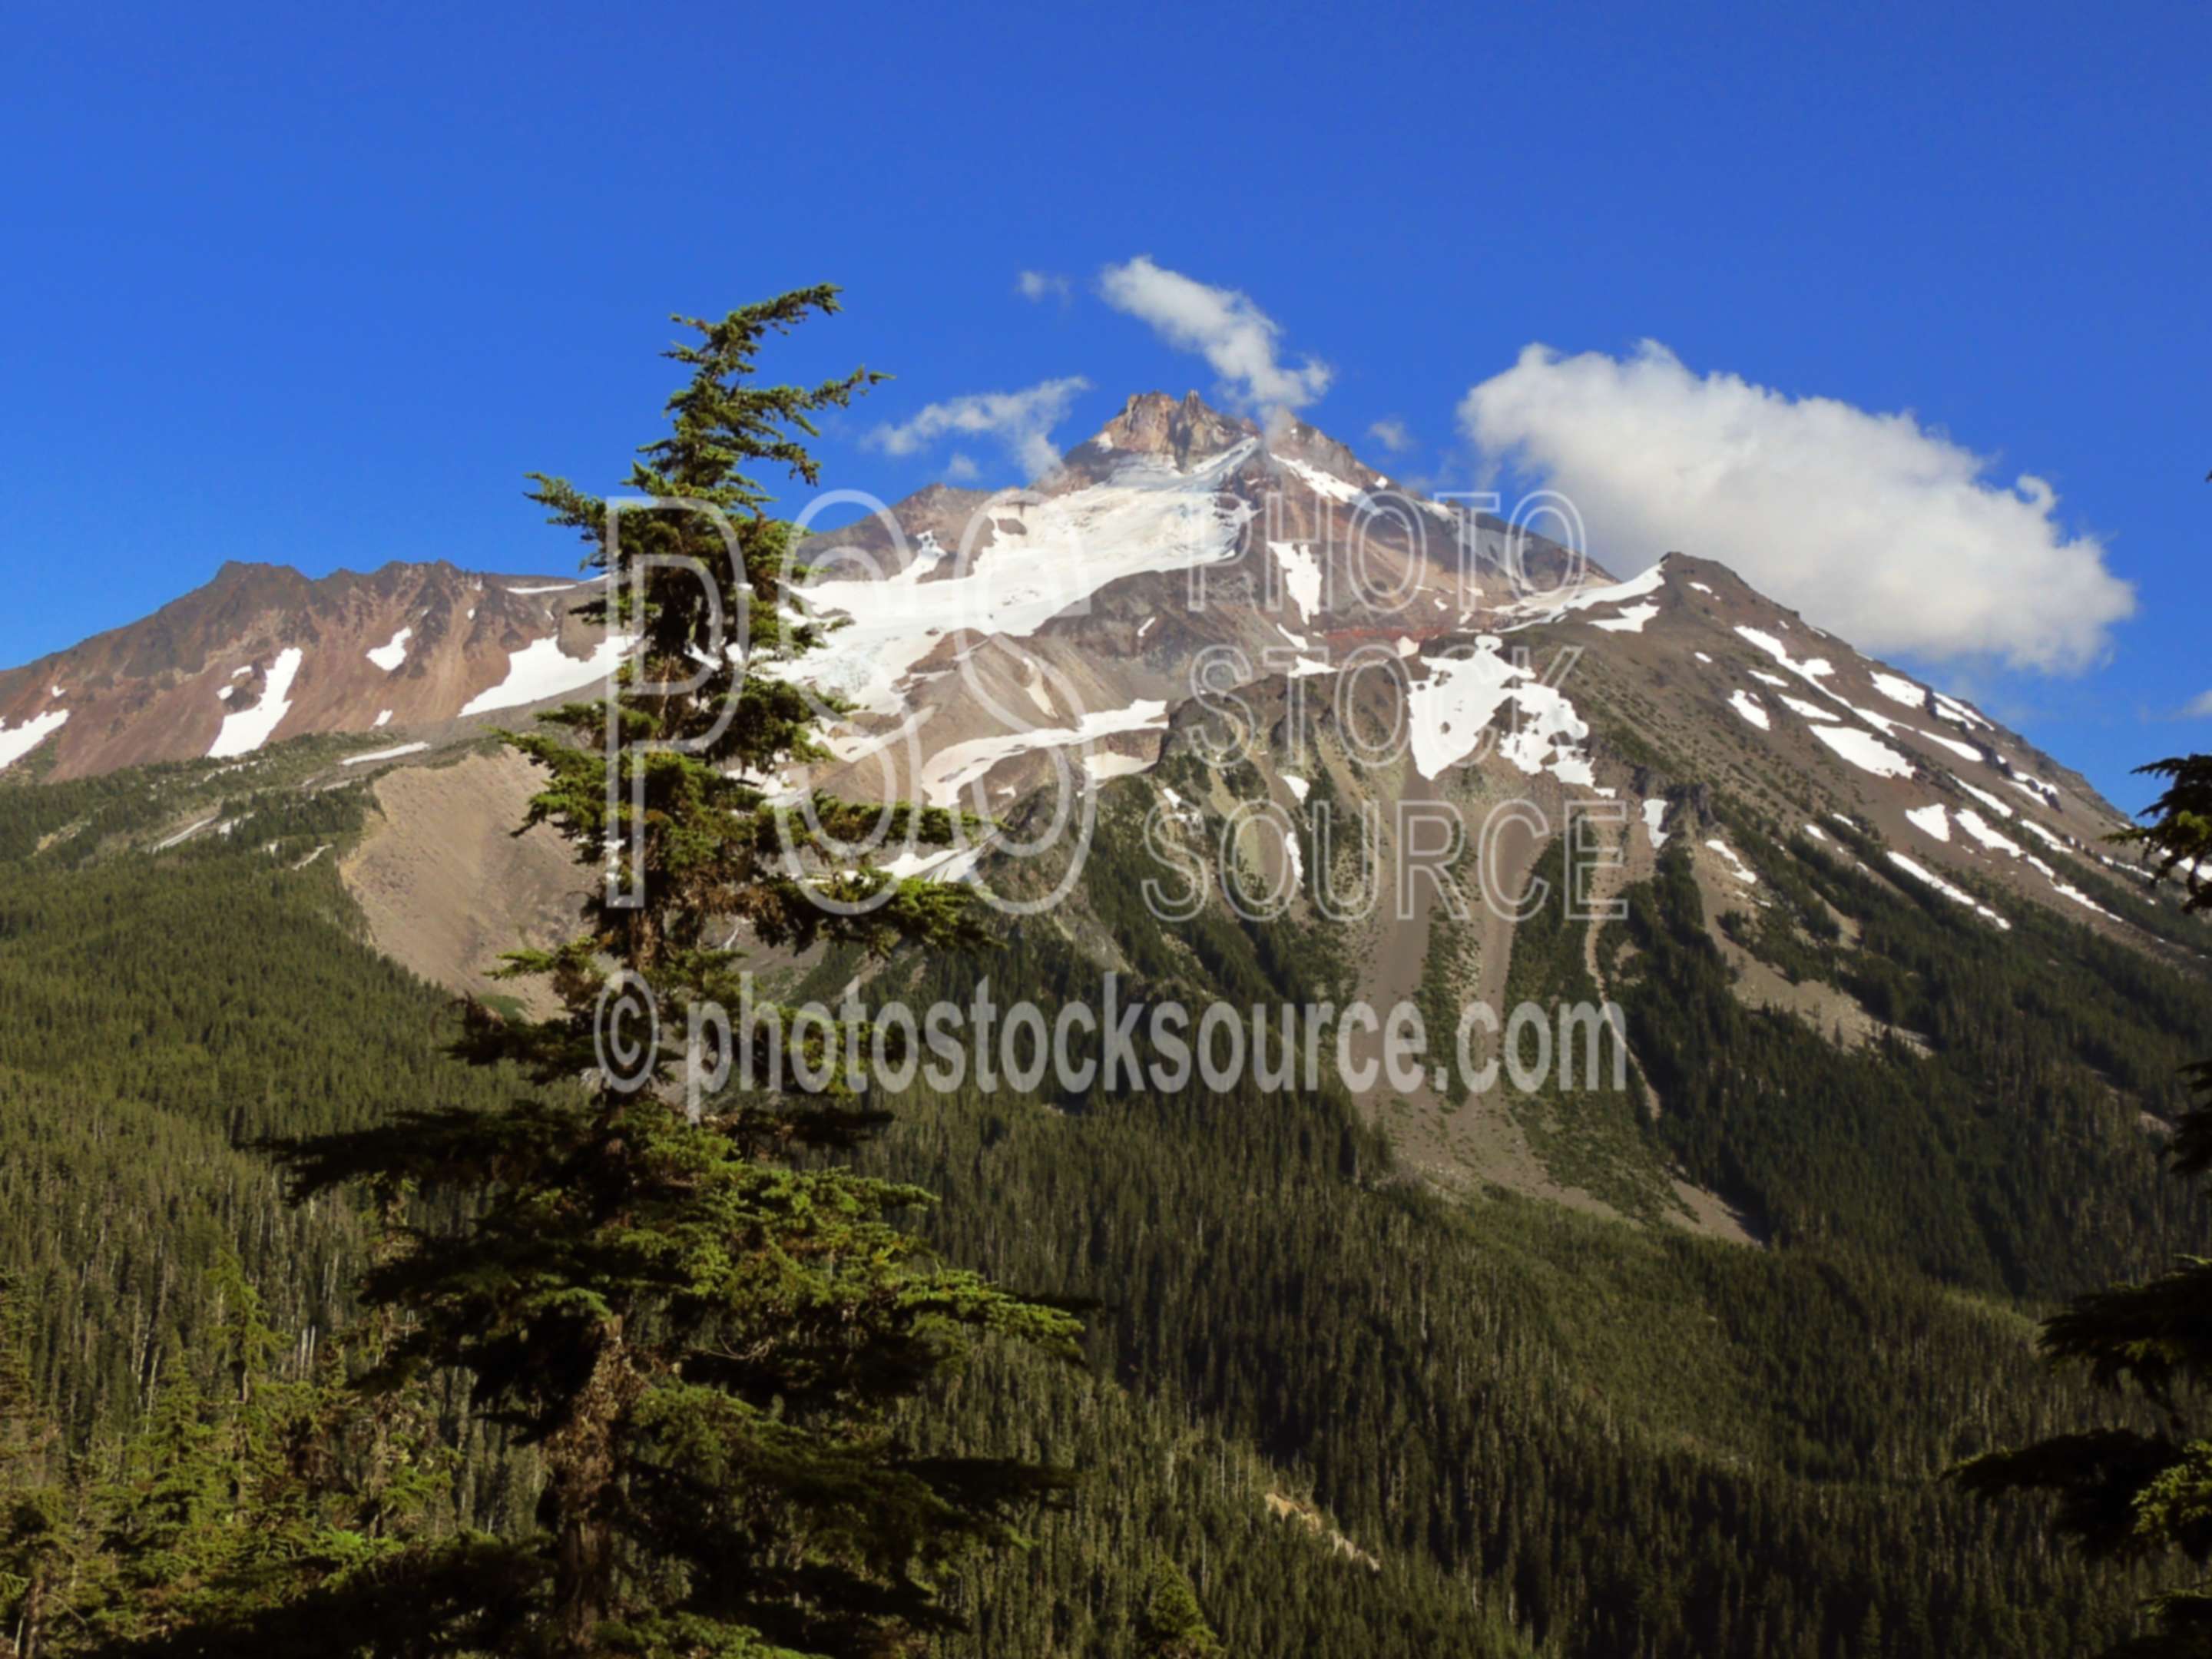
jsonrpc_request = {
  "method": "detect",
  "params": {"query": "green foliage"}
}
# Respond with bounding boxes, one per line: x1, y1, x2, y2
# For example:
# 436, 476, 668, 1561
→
1499, 836, 1671, 1220
3, 321, 2210, 1658
839, 805, 2153, 1659
1413, 848, 1482, 1108
0, 1250, 482, 1659
1135, 1557, 1223, 1657
2124, 756, 2212, 917
1952, 745, 2212, 1655
1606, 822, 2212, 1296
0, 682, 2189, 1657
260, 291, 1081, 1658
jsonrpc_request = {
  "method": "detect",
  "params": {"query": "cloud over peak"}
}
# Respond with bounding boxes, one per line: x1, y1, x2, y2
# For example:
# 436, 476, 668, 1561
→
1460, 341, 2134, 672
866, 376, 1093, 480
1098, 256, 1331, 419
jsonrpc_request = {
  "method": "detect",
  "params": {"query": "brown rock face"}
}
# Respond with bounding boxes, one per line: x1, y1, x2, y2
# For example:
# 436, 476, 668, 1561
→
0, 391, 2155, 960
1085, 389, 1260, 470
0, 559, 613, 779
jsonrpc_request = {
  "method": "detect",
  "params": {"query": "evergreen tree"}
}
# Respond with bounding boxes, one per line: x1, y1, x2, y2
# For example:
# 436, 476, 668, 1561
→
265, 290, 1081, 1657
78, 1253, 468, 1658
1135, 1557, 1224, 1658
0, 1273, 68, 1659
2128, 753, 2212, 1174
1953, 749, 2212, 1657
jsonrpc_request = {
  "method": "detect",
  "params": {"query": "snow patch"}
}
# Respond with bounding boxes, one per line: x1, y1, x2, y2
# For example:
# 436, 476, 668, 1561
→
366, 626, 412, 671
1868, 671, 1926, 710
1734, 627, 1842, 701
1913, 727, 1982, 763
1705, 839, 1757, 884
1281, 773, 1312, 803
1407, 638, 1593, 785
373, 710, 393, 729
1590, 601, 1659, 633
1513, 563, 1668, 624
1951, 776, 2014, 819
0, 709, 68, 771
342, 742, 430, 767
919, 698, 1169, 806
2048, 878, 2116, 918
1840, 701, 1906, 736
460, 634, 635, 717
1955, 809, 2023, 857
1886, 853, 2011, 929
1081, 751, 1152, 785
154, 816, 217, 853
1728, 690, 1770, 730
1277, 454, 1366, 505
1904, 804, 1950, 842
1270, 541, 1324, 621
208, 647, 303, 758
1932, 693, 1992, 730
1641, 798, 1669, 849
790, 446, 1257, 715
1018, 657, 1056, 717
1810, 724, 1916, 780
882, 843, 986, 884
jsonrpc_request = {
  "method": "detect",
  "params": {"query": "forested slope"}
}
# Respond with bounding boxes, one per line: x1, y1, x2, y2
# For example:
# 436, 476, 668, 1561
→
848, 783, 2192, 1657
0, 735, 2202, 1654
0, 757, 1528, 1654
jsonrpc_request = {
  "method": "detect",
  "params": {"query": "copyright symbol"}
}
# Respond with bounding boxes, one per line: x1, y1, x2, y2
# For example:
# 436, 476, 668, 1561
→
594, 969, 660, 1094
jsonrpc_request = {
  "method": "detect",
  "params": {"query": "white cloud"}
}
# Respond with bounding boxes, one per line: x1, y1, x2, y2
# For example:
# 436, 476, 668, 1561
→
866, 376, 1092, 479
1016, 270, 1071, 303
1098, 255, 1331, 419
2183, 689, 2212, 718
1367, 417, 1414, 454
1460, 341, 2134, 672
943, 452, 980, 484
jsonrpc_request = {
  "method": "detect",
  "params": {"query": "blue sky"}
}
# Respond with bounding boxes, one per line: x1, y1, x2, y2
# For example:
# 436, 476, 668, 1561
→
4, 2, 2206, 809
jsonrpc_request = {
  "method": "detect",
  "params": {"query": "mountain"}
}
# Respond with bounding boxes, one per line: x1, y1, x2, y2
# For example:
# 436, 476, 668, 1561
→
0, 558, 619, 778
3, 389, 2188, 1088
754, 389, 2203, 1230
3, 390, 2209, 1656
790, 388, 2133, 943
8, 387, 2197, 1226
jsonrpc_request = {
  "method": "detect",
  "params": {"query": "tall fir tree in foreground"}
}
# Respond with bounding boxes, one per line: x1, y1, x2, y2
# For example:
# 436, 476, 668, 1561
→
1955, 750, 2212, 1657
267, 290, 1080, 1657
